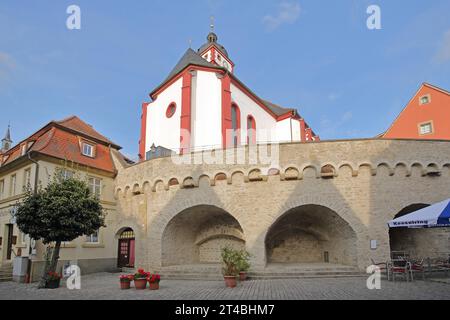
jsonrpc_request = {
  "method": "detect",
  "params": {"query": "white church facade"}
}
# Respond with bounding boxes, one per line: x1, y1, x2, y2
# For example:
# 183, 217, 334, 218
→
138, 32, 319, 161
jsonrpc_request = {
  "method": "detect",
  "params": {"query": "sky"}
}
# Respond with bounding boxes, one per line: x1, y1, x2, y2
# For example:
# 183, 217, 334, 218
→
1, 0, 450, 159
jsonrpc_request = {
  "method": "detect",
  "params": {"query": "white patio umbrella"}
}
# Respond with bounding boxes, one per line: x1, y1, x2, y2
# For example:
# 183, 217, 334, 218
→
388, 198, 450, 229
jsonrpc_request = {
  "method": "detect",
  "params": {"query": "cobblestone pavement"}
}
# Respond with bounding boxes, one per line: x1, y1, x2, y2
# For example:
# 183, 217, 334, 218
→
0, 273, 449, 300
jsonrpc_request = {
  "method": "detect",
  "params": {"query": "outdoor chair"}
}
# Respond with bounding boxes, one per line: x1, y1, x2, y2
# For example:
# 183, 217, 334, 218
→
438, 257, 450, 277
409, 258, 425, 280
389, 259, 411, 282
371, 258, 389, 280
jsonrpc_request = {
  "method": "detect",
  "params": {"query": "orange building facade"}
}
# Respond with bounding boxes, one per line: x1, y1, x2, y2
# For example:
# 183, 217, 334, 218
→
383, 83, 450, 140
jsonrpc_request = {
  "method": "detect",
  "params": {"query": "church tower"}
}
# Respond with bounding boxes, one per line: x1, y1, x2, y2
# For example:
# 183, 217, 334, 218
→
197, 18, 234, 73
1, 124, 12, 153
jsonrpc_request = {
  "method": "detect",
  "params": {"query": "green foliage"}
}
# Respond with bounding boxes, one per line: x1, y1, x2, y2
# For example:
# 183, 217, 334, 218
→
221, 247, 240, 276
15, 176, 105, 244
236, 250, 251, 272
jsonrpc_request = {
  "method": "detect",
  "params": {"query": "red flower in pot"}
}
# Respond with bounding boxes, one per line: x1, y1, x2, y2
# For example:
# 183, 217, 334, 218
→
134, 269, 148, 290
147, 274, 161, 290
119, 274, 134, 290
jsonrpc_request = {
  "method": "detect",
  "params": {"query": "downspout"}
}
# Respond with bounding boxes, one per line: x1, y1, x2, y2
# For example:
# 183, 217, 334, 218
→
27, 152, 39, 194
290, 117, 293, 142
26, 151, 39, 282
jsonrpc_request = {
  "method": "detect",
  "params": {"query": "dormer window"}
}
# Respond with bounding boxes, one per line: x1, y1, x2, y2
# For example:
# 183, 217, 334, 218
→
21, 144, 27, 156
419, 94, 431, 105
82, 142, 95, 157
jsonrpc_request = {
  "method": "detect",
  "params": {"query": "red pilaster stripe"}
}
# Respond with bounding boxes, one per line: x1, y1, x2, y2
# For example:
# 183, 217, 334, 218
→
299, 119, 306, 142
221, 74, 232, 149
139, 102, 149, 161
305, 127, 313, 142
180, 70, 192, 153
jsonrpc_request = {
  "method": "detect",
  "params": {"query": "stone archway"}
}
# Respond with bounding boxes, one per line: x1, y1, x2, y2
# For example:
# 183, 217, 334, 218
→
388, 203, 436, 258
265, 204, 358, 266
161, 205, 245, 266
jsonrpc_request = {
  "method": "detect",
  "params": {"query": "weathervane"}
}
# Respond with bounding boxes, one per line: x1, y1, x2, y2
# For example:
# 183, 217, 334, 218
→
210, 16, 215, 33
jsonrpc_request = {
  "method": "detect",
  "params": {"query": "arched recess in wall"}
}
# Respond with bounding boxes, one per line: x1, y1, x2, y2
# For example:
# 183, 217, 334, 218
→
388, 203, 439, 259
247, 115, 256, 145
231, 103, 241, 146
161, 205, 245, 266
265, 204, 358, 267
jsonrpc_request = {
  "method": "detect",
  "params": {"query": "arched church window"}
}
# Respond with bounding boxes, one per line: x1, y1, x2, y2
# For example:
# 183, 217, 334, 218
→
247, 115, 256, 145
231, 104, 240, 146
166, 102, 177, 118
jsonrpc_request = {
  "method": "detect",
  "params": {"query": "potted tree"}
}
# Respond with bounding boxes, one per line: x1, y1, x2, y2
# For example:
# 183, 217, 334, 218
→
148, 274, 161, 290
134, 269, 148, 290
46, 271, 62, 289
15, 172, 105, 289
221, 247, 239, 288
119, 274, 133, 290
237, 250, 251, 281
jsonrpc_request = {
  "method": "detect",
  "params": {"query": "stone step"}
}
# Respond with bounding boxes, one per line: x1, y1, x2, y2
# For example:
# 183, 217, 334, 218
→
121, 267, 136, 274
160, 273, 223, 281
159, 270, 366, 281
0, 266, 13, 270
249, 272, 366, 279
0, 276, 13, 282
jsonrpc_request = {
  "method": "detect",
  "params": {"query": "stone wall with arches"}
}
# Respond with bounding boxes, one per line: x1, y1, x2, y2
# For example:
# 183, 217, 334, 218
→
113, 139, 450, 271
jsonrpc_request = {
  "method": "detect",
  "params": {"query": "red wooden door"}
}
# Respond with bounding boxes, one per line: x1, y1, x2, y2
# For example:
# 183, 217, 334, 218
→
129, 239, 135, 267
117, 239, 130, 268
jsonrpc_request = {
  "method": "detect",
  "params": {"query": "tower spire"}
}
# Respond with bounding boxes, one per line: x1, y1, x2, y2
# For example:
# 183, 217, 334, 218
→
210, 16, 215, 33
1, 123, 12, 152
5, 123, 11, 141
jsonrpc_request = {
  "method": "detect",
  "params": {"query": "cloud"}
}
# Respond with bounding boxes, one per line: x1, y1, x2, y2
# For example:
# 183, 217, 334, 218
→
328, 92, 341, 102
0, 52, 16, 70
435, 30, 450, 64
262, 1, 301, 31
319, 111, 353, 138
0, 52, 16, 83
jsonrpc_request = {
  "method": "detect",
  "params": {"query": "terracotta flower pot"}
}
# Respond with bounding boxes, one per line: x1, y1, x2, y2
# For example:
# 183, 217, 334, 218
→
149, 282, 159, 290
134, 278, 147, 290
239, 272, 247, 281
45, 279, 61, 289
224, 276, 237, 288
120, 281, 131, 290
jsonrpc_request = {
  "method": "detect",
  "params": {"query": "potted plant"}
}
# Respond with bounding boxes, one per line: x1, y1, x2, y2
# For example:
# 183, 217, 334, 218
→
134, 268, 149, 290
237, 250, 251, 281
45, 271, 62, 289
221, 247, 239, 288
119, 274, 134, 290
148, 274, 161, 290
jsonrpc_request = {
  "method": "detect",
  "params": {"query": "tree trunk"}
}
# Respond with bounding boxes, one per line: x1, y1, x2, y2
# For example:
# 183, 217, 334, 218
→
49, 241, 61, 273
38, 246, 52, 289
38, 241, 61, 289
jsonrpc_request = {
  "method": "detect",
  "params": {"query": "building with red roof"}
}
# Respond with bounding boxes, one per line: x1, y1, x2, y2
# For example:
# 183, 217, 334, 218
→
0, 116, 131, 280
382, 83, 450, 140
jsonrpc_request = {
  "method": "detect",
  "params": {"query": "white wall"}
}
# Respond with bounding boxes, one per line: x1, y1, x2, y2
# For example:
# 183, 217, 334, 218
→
276, 118, 293, 143
146, 71, 302, 153
230, 83, 278, 144
146, 78, 182, 152
191, 71, 222, 150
